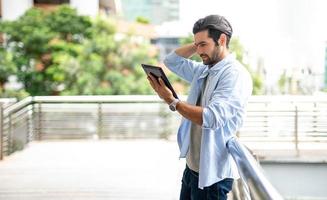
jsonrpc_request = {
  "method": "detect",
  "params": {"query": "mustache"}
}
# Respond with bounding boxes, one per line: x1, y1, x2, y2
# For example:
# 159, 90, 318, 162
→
200, 54, 209, 58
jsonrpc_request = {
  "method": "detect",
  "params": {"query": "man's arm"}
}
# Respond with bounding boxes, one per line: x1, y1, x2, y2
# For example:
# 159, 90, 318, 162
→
174, 43, 197, 58
154, 44, 202, 125
174, 100, 203, 126
163, 43, 202, 83
147, 74, 203, 126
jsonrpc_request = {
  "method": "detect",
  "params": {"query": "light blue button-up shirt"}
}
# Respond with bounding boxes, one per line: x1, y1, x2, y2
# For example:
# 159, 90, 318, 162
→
164, 52, 253, 189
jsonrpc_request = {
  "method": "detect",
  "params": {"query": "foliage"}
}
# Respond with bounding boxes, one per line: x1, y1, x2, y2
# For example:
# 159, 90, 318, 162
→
136, 16, 150, 24
0, 46, 30, 99
45, 5, 92, 41
0, 5, 92, 96
0, 47, 16, 86
0, 6, 158, 97
0, 88, 29, 99
57, 17, 157, 95
278, 70, 288, 94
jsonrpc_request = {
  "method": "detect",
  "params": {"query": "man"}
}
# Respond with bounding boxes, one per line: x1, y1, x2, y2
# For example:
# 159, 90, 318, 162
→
147, 15, 253, 200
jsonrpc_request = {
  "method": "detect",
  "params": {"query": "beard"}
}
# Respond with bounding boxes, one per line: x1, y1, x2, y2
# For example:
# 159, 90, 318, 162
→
200, 46, 220, 66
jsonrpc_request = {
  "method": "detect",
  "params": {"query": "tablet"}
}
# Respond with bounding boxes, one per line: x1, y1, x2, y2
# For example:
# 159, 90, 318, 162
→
141, 64, 179, 99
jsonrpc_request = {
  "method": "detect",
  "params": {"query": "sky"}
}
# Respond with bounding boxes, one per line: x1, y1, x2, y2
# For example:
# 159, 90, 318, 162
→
178, 0, 327, 84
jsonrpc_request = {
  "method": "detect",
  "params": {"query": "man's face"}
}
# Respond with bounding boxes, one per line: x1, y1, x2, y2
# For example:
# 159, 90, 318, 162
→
194, 30, 220, 66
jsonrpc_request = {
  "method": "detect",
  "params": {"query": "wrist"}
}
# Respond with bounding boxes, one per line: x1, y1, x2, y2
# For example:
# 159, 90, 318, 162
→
189, 44, 197, 57
164, 96, 175, 104
168, 98, 180, 112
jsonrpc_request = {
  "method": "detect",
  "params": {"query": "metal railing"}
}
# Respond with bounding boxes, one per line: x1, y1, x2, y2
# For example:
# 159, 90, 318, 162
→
1, 95, 327, 158
31, 95, 178, 140
227, 137, 284, 200
0, 96, 180, 158
239, 95, 327, 155
0, 97, 33, 158
0, 98, 17, 157
2, 95, 326, 199
0, 98, 17, 108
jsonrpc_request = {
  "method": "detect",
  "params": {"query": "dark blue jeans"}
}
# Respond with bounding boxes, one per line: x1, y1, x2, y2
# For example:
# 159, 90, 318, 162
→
179, 166, 233, 200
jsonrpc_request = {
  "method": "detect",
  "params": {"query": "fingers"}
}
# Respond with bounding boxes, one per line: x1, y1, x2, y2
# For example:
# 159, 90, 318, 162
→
147, 74, 159, 91
147, 76, 155, 89
158, 78, 165, 86
148, 74, 161, 86
147, 75, 172, 101
148, 74, 158, 84
147, 74, 169, 95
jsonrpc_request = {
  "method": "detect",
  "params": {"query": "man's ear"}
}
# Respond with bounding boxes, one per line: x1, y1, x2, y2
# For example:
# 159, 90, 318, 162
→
218, 34, 227, 46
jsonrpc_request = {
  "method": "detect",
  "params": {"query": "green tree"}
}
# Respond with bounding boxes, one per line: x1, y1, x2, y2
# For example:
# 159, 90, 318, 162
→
0, 5, 92, 96
0, 47, 15, 88
58, 17, 157, 95
0, 6, 160, 97
0, 45, 29, 99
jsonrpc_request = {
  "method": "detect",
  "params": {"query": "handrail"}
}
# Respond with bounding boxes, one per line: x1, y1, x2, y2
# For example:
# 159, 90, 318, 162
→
3, 96, 167, 118
227, 137, 284, 200
32, 95, 166, 103
248, 95, 327, 103
3, 95, 326, 105
3, 97, 33, 117
0, 98, 17, 109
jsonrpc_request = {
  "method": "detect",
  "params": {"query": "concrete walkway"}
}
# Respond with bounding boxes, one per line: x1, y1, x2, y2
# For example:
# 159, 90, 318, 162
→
0, 140, 185, 200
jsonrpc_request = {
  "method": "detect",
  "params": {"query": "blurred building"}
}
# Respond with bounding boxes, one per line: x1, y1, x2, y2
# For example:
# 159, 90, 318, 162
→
0, 0, 179, 24
151, 21, 187, 61
0, 0, 118, 20
119, 0, 179, 25
1, 0, 33, 20
0, 0, 156, 37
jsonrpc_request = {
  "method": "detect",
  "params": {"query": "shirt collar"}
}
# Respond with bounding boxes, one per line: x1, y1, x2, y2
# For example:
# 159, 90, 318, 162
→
209, 53, 234, 72
198, 53, 235, 79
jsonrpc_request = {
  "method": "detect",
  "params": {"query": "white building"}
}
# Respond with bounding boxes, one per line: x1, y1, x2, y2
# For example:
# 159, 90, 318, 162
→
0, 0, 118, 20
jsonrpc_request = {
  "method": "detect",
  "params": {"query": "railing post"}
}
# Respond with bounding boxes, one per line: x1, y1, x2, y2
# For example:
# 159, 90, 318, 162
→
313, 102, 317, 135
37, 102, 42, 140
31, 103, 36, 140
8, 114, 13, 154
26, 105, 32, 143
264, 102, 269, 135
97, 103, 103, 139
0, 103, 3, 160
294, 105, 299, 157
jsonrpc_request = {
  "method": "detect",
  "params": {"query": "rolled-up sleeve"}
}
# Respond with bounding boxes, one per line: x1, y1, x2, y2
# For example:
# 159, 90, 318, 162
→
164, 52, 203, 83
202, 98, 243, 130
202, 68, 248, 130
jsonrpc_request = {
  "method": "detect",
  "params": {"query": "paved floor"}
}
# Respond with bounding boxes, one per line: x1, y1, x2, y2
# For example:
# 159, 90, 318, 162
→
1, 139, 326, 200
0, 140, 185, 200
